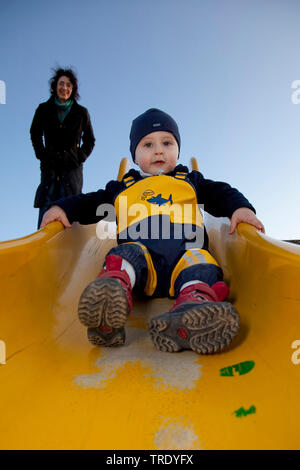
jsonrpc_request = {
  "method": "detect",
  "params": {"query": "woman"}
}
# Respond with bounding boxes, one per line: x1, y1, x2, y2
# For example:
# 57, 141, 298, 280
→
30, 67, 95, 228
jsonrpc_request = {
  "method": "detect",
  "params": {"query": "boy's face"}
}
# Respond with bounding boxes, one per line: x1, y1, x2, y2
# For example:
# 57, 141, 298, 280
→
135, 131, 179, 175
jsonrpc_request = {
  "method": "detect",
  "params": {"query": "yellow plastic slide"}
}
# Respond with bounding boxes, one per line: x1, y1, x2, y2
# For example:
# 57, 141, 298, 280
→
0, 159, 300, 450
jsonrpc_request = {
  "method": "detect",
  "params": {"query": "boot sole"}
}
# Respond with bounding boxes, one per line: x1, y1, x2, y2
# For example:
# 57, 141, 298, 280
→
87, 326, 126, 347
148, 301, 240, 354
78, 277, 130, 346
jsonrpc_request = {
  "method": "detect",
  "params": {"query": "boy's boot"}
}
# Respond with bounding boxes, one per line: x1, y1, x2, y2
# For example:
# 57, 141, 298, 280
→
78, 255, 133, 347
148, 281, 240, 354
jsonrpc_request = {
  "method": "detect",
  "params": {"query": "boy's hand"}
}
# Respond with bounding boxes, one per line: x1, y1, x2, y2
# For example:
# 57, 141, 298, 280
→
40, 205, 72, 229
229, 207, 265, 234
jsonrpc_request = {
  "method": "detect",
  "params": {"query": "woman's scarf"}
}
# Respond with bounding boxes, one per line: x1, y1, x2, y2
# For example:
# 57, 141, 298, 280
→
55, 97, 73, 122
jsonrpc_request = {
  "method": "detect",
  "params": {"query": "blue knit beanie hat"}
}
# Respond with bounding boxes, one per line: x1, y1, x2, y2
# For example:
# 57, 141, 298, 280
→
130, 108, 181, 161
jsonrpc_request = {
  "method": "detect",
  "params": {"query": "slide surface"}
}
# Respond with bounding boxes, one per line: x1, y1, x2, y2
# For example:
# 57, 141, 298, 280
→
1, 165, 300, 450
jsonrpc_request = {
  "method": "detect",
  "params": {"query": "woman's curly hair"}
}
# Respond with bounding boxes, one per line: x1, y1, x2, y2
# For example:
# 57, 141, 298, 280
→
49, 67, 80, 100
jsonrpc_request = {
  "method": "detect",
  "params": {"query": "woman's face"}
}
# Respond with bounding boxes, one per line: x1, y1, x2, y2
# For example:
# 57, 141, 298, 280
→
56, 75, 73, 102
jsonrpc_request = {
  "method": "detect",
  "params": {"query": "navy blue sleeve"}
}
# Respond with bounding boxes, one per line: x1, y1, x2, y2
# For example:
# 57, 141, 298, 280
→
49, 178, 123, 225
188, 170, 256, 218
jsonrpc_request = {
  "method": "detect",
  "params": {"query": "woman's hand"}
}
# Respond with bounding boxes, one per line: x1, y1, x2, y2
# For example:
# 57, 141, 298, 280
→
229, 207, 265, 234
40, 205, 72, 229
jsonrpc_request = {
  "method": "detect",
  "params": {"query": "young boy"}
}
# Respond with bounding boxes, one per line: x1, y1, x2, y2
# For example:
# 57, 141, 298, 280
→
41, 108, 264, 354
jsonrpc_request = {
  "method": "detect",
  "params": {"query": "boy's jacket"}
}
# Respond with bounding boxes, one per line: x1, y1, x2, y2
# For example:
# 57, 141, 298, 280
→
52, 164, 255, 255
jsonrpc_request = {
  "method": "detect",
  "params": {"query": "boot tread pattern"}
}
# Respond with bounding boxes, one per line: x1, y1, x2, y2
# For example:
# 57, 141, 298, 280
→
78, 278, 129, 329
87, 327, 125, 347
148, 301, 240, 355
148, 320, 180, 352
78, 278, 130, 347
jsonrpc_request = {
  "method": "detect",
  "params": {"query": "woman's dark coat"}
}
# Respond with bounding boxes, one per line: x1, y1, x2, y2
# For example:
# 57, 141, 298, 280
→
30, 96, 95, 208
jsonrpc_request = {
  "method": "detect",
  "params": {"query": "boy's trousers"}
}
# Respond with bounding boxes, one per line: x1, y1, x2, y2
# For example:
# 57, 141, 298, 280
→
106, 242, 223, 298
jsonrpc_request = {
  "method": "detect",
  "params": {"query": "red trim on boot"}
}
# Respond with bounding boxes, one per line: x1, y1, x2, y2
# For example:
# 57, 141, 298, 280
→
211, 281, 230, 301
97, 255, 133, 312
171, 282, 219, 312
103, 254, 123, 272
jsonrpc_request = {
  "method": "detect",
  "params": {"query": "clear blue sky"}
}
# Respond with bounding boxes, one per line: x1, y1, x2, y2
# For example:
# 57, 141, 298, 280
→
1, 0, 299, 241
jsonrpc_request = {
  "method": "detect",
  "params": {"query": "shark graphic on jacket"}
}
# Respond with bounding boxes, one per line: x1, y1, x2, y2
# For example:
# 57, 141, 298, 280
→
147, 193, 173, 206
